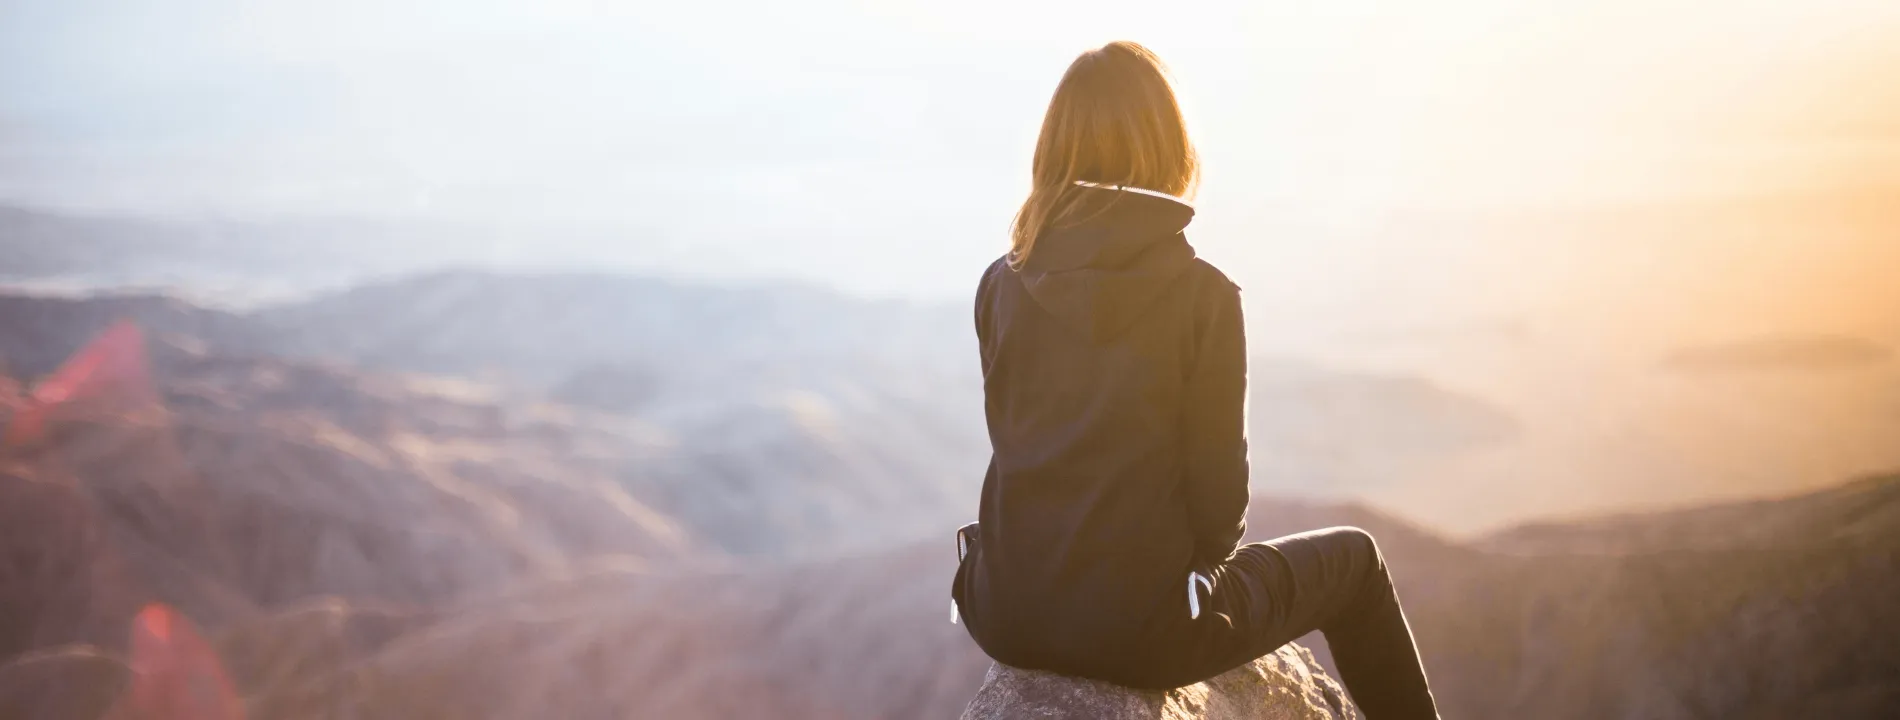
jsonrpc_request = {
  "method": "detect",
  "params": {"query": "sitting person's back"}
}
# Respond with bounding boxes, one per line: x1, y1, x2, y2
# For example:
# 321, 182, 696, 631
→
950, 41, 1442, 720
955, 183, 1244, 678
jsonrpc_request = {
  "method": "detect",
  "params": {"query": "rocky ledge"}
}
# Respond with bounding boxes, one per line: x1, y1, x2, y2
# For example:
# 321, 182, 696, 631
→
960, 643, 1357, 720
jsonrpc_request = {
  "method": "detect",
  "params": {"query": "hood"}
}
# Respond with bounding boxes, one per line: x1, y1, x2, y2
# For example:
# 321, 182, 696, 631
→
1017, 186, 1197, 342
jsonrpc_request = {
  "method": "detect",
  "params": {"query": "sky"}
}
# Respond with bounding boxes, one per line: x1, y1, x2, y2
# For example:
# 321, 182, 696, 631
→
3, 0, 1898, 314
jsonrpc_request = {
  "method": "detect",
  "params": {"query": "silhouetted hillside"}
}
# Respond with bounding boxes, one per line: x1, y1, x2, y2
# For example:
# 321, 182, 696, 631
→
1413, 474, 1900, 718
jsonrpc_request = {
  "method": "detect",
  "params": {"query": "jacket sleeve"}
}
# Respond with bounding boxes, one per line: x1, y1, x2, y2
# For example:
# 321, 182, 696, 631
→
1182, 280, 1250, 567
974, 259, 1002, 376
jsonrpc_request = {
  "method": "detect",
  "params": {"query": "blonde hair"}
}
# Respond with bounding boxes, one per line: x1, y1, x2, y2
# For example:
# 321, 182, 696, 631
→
1009, 41, 1200, 269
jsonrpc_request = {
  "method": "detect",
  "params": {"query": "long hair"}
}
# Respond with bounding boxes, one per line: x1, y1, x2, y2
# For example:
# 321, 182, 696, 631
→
1009, 41, 1200, 269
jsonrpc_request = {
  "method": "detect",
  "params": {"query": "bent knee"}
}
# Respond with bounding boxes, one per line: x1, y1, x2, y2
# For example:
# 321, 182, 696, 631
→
1322, 525, 1383, 561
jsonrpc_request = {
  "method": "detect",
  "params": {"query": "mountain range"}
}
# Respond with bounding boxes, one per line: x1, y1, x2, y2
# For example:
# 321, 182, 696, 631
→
1, 269, 1896, 718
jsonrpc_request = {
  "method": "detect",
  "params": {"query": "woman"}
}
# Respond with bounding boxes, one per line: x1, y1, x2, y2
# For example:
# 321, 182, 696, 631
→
951, 41, 1441, 718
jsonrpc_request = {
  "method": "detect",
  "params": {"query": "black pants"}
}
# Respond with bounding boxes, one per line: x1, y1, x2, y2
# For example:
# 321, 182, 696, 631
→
1203, 526, 1439, 719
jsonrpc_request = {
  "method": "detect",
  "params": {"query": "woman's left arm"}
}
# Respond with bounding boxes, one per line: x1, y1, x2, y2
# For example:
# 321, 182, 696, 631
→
1180, 280, 1251, 567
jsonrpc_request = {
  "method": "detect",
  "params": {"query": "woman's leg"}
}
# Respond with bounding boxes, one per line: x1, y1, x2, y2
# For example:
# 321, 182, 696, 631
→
1217, 526, 1439, 719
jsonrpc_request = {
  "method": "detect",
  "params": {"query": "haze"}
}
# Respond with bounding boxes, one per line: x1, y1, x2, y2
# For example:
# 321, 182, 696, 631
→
3, 1, 1894, 298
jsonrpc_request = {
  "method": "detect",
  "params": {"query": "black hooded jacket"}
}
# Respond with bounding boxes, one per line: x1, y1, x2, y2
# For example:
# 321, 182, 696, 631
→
952, 186, 1251, 687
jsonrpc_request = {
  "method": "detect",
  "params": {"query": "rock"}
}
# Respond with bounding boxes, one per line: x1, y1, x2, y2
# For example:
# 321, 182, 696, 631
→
959, 643, 1357, 720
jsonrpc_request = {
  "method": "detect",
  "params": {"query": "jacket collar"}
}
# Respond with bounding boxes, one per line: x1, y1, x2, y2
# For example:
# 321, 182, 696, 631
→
1072, 180, 1195, 209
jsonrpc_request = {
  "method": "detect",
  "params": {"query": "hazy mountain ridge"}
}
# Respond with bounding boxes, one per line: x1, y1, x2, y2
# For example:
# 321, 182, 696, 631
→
0, 274, 1524, 551
255, 270, 1526, 519
260, 269, 974, 384
0, 205, 221, 279
0, 282, 990, 558
1478, 472, 1900, 556
6, 379, 1890, 719
7, 270, 1894, 538
0, 360, 694, 660
0, 204, 478, 285
3, 276, 1895, 718
291, 270, 1899, 539
1663, 334, 1893, 374
0, 292, 279, 377
1246, 358, 1520, 497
